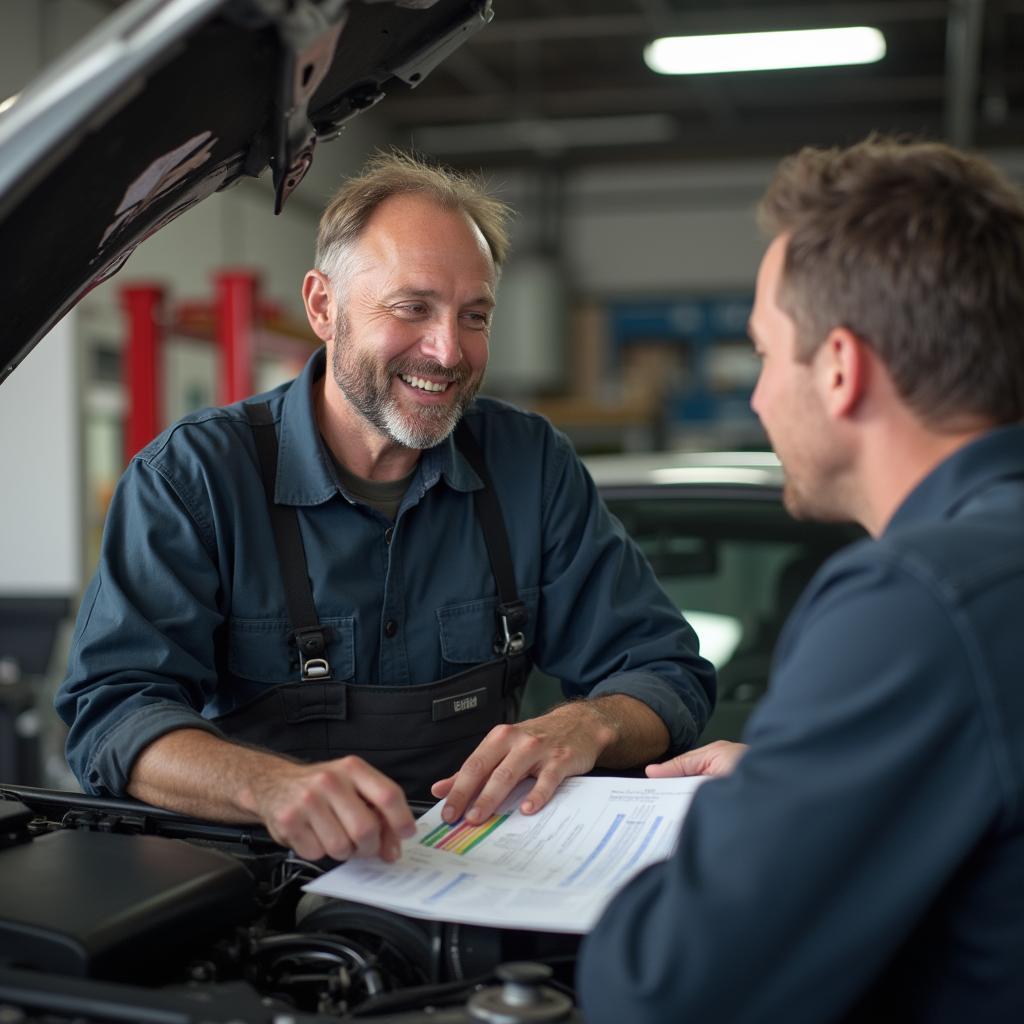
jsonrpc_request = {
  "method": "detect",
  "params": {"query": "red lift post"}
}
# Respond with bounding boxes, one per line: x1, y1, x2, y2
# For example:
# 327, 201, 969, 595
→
121, 269, 316, 463
121, 284, 164, 463
215, 270, 258, 407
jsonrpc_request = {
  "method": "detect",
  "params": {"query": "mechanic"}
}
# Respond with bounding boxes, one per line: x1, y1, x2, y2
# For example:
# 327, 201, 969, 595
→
578, 136, 1024, 1022
56, 151, 715, 865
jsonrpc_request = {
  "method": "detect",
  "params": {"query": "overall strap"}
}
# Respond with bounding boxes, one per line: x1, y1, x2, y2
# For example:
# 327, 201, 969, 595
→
244, 402, 331, 680
454, 420, 528, 656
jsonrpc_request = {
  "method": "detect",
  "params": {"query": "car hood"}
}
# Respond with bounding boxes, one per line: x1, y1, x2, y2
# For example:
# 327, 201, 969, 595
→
0, 0, 491, 386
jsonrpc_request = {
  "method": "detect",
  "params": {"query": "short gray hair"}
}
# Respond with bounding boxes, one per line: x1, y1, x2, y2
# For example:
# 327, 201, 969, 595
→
315, 149, 512, 291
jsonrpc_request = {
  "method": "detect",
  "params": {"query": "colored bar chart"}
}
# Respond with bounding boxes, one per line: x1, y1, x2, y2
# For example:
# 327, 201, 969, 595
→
421, 812, 510, 855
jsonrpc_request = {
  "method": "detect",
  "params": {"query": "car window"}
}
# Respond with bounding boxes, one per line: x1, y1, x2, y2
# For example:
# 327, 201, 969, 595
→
521, 493, 863, 744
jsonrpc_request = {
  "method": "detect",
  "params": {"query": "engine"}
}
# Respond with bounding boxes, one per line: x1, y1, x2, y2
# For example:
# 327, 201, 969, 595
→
0, 785, 583, 1023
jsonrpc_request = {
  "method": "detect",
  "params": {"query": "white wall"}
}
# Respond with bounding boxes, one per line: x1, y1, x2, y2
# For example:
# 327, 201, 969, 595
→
567, 161, 770, 295
490, 160, 773, 298
0, 313, 81, 594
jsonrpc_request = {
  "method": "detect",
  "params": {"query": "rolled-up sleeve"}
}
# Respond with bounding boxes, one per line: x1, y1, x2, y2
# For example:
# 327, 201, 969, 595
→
56, 456, 225, 796
534, 431, 716, 754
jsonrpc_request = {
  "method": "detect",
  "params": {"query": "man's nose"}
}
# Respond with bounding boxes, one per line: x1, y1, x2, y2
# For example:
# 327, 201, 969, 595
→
749, 372, 764, 416
422, 315, 463, 368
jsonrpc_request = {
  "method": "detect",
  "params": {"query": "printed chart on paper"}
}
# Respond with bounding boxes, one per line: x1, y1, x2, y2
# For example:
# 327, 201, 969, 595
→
304, 774, 709, 932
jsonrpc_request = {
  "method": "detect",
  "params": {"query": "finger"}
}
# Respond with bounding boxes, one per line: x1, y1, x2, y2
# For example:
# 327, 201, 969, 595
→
463, 744, 542, 823
645, 750, 708, 778
300, 785, 368, 861
441, 729, 514, 823
430, 775, 455, 799
281, 819, 334, 862
377, 819, 404, 863
646, 741, 747, 779
344, 756, 417, 840
517, 765, 567, 815
262, 782, 351, 861
331, 797, 383, 859
296, 763, 383, 859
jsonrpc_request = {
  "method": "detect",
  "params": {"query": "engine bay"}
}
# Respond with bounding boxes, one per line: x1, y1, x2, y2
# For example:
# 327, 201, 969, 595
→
0, 785, 583, 1022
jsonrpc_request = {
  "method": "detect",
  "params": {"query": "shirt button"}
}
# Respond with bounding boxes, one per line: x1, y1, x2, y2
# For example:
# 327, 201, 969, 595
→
384, 526, 394, 545
384, 619, 398, 638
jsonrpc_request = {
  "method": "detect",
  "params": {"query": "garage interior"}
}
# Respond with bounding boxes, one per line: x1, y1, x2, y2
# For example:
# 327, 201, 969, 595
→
1, 0, 1022, 789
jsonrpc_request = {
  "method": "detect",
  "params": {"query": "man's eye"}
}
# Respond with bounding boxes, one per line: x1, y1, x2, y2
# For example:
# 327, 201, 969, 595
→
462, 311, 490, 330
395, 303, 428, 318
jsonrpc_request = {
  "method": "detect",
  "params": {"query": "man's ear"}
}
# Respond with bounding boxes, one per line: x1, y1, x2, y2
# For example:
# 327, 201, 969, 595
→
302, 270, 336, 343
818, 326, 867, 418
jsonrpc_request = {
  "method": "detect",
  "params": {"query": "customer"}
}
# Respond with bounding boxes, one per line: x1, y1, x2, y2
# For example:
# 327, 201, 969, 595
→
579, 135, 1024, 1022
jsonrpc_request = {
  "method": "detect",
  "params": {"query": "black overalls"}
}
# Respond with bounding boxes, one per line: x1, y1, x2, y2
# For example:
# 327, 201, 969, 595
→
212, 402, 530, 802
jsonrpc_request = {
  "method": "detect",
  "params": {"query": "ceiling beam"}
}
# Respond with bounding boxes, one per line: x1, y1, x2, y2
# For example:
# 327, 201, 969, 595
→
383, 76, 950, 124
476, 3, 950, 45
438, 47, 506, 95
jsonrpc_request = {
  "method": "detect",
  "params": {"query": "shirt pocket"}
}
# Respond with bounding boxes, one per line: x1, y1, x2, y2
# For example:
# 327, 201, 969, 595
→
228, 615, 356, 683
436, 588, 539, 674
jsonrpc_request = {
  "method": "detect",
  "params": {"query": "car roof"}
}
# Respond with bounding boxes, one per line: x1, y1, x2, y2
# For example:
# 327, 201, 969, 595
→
0, 0, 490, 386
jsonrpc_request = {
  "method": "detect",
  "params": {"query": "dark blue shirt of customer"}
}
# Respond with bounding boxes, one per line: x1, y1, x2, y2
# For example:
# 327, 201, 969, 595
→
579, 137, 1024, 1022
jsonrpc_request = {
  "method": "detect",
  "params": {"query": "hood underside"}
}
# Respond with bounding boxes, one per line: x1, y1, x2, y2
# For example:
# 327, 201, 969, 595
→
0, 0, 491, 385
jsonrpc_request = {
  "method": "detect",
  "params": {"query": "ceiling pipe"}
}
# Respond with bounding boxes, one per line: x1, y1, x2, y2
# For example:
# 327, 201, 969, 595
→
945, 0, 986, 146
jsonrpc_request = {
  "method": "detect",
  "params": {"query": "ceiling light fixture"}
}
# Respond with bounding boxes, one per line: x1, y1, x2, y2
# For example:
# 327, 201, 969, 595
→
644, 26, 886, 75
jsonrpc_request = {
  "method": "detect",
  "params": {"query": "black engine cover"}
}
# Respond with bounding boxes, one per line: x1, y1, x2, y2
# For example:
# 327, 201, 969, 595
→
0, 828, 253, 979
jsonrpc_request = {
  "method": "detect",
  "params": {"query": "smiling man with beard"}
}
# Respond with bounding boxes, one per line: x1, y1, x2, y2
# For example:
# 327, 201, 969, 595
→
56, 152, 715, 863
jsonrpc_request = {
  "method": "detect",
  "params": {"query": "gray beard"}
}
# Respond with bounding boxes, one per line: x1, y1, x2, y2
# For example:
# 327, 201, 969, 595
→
330, 321, 482, 450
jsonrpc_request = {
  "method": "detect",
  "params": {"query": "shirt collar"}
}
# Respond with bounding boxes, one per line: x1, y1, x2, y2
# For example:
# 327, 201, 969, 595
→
274, 347, 483, 505
884, 422, 1024, 535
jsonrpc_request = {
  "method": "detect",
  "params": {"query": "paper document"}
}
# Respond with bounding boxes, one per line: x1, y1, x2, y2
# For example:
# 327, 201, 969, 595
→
304, 774, 709, 933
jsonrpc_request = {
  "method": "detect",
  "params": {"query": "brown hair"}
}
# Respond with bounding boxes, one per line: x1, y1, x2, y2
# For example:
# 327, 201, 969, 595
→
315, 149, 512, 287
758, 135, 1024, 426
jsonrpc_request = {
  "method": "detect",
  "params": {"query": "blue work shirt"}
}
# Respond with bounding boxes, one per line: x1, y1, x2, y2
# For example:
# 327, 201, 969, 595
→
57, 348, 715, 797
579, 423, 1024, 1023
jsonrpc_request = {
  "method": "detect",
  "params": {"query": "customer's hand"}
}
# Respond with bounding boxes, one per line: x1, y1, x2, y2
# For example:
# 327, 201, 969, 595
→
646, 739, 748, 779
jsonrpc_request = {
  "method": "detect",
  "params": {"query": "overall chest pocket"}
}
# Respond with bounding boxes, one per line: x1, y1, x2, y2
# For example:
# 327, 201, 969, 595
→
436, 588, 539, 675
228, 616, 356, 684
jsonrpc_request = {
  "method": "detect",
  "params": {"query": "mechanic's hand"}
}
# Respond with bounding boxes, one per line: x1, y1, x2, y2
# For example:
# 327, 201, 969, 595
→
430, 704, 616, 825
646, 740, 748, 779
247, 755, 416, 864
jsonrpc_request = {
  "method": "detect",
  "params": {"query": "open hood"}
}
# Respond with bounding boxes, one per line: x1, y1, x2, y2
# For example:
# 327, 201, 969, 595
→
0, 0, 491, 386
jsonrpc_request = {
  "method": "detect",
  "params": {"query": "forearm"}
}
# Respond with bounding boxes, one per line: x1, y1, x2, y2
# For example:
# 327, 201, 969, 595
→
129, 728, 416, 862
127, 728, 295, 823
569, 693, 671, 768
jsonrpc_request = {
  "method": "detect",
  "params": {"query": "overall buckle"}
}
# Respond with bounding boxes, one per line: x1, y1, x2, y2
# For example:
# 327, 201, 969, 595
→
493, 602, 527, 656
292, 626, 332, 680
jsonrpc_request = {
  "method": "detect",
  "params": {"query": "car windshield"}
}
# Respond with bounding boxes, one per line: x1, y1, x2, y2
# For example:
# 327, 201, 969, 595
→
523, 489, 863, 742
606, 493, 863, 741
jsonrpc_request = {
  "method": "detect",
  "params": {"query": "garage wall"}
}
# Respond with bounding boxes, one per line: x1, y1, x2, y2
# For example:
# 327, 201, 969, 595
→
0, 314, 80, 594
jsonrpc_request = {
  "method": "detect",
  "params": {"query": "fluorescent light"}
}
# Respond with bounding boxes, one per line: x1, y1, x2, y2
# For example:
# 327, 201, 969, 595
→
0, 94, 19, 115
644, 27, 886, 75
